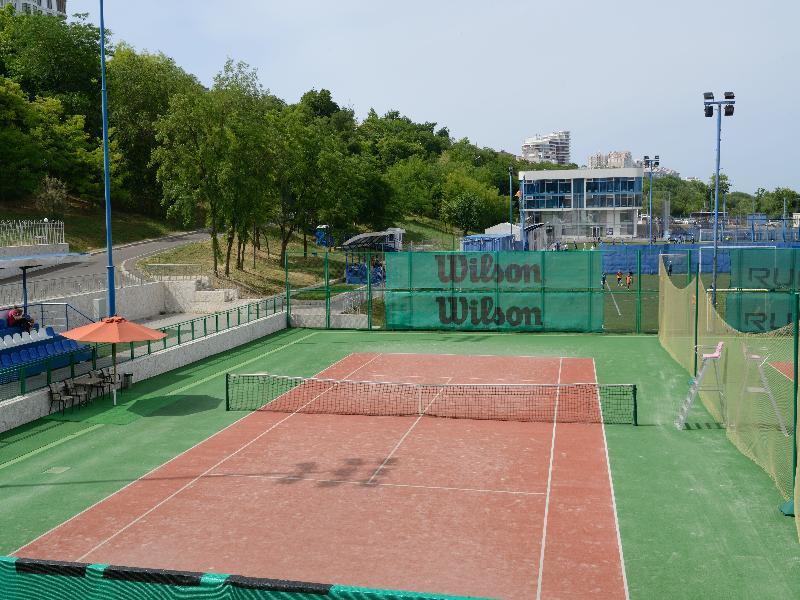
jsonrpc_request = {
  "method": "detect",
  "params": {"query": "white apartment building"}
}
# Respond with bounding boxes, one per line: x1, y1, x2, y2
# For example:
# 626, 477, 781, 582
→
0, 0, 66, 16
588, 150, 634, 169
521, 131, 571, 165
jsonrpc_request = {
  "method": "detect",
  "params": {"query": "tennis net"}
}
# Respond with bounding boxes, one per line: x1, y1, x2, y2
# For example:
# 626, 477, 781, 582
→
225, 373, 638, 424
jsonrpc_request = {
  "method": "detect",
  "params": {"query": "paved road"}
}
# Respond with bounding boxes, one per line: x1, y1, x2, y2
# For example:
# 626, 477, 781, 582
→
0, 231, 210, 285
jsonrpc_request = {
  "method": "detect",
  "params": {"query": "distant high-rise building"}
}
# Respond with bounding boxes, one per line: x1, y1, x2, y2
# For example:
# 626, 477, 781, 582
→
521, 131, 571, 165
0, 0, 66, 16
588, 150, 634, 169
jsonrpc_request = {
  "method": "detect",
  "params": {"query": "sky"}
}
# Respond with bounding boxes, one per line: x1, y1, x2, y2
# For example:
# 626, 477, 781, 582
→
70, 0, 800, 193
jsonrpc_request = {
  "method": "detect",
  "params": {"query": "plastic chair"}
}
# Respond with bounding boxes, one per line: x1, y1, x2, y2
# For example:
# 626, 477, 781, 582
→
12, 333, 22, 345
1, 354, 12, 369
10, 352, 22, 366
45, 326, 55, 338
19, 349, 32, 363
3, 335, 13, 346
45, 344, 57, 356
21, 331, 31, 344
36, 346, 48, 359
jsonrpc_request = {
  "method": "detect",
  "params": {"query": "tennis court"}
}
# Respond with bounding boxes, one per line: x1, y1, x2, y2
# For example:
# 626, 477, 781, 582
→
14, 352, 627, 599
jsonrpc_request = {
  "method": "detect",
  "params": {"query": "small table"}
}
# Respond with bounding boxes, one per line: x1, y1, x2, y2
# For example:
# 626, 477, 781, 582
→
72, 375, 108, 401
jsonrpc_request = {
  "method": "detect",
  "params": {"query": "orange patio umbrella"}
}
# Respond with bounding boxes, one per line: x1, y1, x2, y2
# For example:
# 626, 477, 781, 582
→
61, 316, 166, 405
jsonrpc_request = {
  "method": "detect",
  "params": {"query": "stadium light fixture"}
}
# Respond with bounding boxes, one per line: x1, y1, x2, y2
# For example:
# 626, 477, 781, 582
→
703, 92, 714, 100
724, 105, 735, 116
704, 106, 714, 117
724, 91, 735, 100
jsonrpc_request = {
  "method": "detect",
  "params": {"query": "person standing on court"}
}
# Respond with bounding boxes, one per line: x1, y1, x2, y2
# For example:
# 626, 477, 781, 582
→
616, 270, 623, 287
601, 272, 607, 289
626, 271, 633, 290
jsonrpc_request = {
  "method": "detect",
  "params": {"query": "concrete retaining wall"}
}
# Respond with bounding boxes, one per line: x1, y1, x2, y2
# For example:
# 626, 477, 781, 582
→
0, 243, 69, 258
0, 312, 287, 434
290, 313, 367, 329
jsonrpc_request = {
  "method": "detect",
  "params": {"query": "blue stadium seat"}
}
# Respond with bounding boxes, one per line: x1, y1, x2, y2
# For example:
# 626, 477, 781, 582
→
68, 340, 79, 351
10, 352, 22, 366
1, 354, 12, 369
36, 346, 48, 359
45, 344, 57, 356
19, 349, 31, 363
45, 326, 55, 338
53, 341, 65, 353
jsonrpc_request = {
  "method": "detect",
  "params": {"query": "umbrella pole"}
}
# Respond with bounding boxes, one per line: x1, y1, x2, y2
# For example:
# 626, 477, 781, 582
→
112, 343, 117, 406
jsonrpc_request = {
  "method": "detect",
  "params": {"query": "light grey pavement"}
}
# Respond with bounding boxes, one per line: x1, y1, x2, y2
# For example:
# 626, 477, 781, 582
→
0, 230, 209, 284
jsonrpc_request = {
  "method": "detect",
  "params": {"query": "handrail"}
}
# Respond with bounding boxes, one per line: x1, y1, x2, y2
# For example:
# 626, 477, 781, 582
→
0, 296, 286, 402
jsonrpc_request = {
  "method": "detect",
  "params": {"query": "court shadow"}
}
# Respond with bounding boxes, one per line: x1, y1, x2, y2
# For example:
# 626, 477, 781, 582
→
684, 421, 725, 430
277, 462, 319, 484
138, 395, 222, 417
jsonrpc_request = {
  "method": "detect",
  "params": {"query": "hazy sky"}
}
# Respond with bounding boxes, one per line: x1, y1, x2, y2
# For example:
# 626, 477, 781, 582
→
71, 0, 799, 193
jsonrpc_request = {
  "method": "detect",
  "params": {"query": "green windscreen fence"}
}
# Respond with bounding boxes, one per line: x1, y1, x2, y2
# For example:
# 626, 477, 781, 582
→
384, 251, 603, 332
0, 557, 473, 600
728, 248, 800, 332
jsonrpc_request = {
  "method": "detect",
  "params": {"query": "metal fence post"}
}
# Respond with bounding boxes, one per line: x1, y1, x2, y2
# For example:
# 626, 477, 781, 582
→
693, 259, 700, 377
46, 359, 52, 385
91, 347, 97, 369
636, 249, 642, 333
177, 323, 182, 345
367, 251, 373, 330
203, 317, 208, 337
130, 341, 134, 360
69, 353, 75, 378
285, 251, 291, 328
19, 367, 25, 396
191, 320, 195, 340
325, 252, 330, 329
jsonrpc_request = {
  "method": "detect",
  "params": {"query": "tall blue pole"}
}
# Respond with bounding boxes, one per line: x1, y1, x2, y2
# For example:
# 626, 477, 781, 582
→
99, 0, 116, 317
711, 105, 722, 307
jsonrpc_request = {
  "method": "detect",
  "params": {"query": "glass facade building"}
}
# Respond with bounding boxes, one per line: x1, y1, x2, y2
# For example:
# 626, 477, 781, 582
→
519, 167, 644, 240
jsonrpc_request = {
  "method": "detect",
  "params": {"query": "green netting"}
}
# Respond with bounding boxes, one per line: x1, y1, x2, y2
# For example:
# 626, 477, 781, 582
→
0, 557, 478, 600
658, 261, 800, 541
386, 251, 601, 291
730, 248, 800, 290
724, 291, 796, 332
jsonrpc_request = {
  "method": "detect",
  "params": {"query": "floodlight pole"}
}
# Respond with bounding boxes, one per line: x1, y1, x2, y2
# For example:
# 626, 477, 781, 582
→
703, 92, 734, 306
647, 165, 654, 244
99, 0, 116, 317
711, 105, 721, 307
508, 166, 514, 242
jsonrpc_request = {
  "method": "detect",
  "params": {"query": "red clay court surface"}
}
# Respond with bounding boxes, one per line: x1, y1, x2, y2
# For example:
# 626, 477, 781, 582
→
16, 353, 628, 599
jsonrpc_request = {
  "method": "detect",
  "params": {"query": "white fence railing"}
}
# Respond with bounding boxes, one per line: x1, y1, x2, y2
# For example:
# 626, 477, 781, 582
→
0, 220, 65, 247
142, 263, 203, 281
0, 269, 143, 307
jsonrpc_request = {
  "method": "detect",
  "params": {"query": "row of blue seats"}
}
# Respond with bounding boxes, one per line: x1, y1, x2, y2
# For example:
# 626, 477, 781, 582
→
0, 339, 92, 383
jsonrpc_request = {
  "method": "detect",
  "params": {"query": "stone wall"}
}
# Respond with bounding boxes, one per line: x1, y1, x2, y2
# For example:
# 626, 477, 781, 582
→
0, 312, 287, 434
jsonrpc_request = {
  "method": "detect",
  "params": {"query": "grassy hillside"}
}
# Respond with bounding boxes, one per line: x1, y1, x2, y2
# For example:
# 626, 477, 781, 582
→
0, 202, 182, 252
399, 215, 460, 250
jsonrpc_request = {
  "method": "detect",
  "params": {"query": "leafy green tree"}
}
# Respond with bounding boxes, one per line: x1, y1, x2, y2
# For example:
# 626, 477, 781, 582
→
0, 75, 119, 202
0, 8, 103, 136
35, 176, 68, 219
385, 155, 440, 217
107, 44, 201, 216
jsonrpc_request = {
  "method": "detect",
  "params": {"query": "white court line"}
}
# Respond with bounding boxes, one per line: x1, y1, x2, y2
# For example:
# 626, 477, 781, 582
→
13, 331, 334, 556
593, 360, 630, 600
536, 357, 562, 600
365, 376, 452, 485
605, 281, 622, 317
73, 354, 379, 562
221, 473, 545, 496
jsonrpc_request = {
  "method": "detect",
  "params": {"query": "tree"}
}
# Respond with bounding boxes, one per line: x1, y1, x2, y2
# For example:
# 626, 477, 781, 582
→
35, 176, 68, 219
107, 44, 201, 216
0, 8, 103, 136
0, 75, 118, 202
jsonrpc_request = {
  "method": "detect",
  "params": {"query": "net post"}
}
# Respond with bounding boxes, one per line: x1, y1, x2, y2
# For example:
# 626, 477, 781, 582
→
693, 258, 700, 377
780, 292, 799, 516
324, 251, 330, 330
636, 249, 642, 333
367, 250, 373, 330
632, 384, 638, 426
